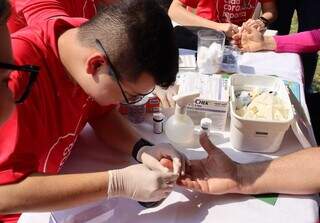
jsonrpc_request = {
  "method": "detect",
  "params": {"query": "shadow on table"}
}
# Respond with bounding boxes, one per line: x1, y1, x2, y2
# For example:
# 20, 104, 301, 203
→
101, 189, 252, 223
138, 191, 250, 222
239, 65, 256, 74
212, 132, 229, 145
61, 130, 134, 174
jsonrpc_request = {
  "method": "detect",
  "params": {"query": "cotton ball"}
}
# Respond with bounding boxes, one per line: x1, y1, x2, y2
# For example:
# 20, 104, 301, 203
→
197, 42, 223, 74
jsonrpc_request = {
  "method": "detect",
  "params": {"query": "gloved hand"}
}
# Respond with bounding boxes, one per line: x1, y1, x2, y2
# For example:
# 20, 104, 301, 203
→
137, 143, 189, 175
108, 164, 178, 202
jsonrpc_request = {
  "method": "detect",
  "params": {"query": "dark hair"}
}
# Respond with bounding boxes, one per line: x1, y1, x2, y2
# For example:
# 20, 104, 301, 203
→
0, 0, 11, 25
78, 0, 178, 88
157, 0, 173, 12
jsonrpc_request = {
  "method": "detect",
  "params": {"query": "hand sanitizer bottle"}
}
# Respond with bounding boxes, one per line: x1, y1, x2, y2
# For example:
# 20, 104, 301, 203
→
165, 92, 200, 145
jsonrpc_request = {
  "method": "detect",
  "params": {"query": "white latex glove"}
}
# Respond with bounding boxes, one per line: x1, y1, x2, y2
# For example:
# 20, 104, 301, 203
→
108, 164, 178, 202
137, 143, 189, 175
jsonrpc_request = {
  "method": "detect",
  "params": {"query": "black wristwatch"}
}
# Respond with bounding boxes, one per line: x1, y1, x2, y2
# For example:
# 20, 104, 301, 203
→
258, 16, 270, 27
131, 138, 154, 162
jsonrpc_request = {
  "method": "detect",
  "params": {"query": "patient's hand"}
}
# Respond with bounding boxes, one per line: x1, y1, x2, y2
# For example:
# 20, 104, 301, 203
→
178, 134, 240, 195
232, 26, 269, 52
242, 19, 266, 32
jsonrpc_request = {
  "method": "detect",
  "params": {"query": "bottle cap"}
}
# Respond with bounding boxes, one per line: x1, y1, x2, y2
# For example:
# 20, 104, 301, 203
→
200, 118, 212, 130
153, 112, 164, 121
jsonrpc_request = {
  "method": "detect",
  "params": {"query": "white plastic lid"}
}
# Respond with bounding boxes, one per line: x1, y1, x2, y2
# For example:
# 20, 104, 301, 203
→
153, 112, 164, 121
200, 118, 212, 130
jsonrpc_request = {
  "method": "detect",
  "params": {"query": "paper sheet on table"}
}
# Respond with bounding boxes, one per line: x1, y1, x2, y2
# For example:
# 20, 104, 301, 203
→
238, 52, 303, 83
45, 122, 319, 223
51, 188, 219, 223
50, 188, 281, 223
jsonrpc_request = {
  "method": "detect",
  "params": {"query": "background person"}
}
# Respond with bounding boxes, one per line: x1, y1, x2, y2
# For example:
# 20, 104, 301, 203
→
168, 0, 277, 37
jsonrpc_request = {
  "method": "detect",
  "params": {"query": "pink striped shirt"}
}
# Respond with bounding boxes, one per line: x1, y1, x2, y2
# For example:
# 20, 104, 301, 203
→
274, 29, 320, 53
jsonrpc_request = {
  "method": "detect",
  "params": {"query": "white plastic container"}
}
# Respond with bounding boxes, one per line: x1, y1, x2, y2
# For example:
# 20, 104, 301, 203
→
197, 30, 225, 74
229, 74, 294, 153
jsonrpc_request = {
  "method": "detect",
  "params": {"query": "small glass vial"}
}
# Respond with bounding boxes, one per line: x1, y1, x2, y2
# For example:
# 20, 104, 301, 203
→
200, 118, 212, 136
153, 113, 164, 134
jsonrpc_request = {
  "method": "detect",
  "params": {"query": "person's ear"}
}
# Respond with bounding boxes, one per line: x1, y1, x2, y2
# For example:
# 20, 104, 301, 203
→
85, 53, 105, 76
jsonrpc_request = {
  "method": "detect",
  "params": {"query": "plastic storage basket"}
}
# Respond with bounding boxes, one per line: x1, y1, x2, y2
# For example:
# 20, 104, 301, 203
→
229, 74, 294, 153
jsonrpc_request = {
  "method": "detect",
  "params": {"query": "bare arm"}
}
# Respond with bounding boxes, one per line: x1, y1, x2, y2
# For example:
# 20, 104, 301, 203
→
168, 0, 238, 37
238, 147, 320, 194
0, 172, 108, 214
168, 0, 218, 29
89, 109, 140, 155
180, 134, 320, 195
0, 162, 177, 214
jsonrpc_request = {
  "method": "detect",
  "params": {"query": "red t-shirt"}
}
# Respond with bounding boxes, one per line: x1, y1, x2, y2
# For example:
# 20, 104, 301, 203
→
180, 0, 273, 26
0, 17, 115, 222
8, 0, 99, 33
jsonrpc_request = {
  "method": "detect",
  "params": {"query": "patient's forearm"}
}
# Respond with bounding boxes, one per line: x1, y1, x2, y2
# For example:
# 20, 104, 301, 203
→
237, 147, 320, 194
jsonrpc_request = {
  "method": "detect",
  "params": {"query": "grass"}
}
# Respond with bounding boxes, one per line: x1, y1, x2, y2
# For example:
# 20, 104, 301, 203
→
290, 13, 320, 92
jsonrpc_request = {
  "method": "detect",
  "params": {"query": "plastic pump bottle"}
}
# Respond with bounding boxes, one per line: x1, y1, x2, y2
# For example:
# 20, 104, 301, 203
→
165, 92, 200, 145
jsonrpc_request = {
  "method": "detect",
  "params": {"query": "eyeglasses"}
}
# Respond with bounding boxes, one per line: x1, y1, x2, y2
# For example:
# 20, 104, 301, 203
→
0, 62, 40, 104
95, 39, 154, 104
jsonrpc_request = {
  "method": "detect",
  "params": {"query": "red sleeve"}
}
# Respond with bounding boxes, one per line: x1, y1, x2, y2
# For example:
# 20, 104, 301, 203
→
0, 37, 43, 185
7, 0, 28, 33
9, 32, 43, 99
14, 0, 70, 27
179, 0, 199, 9
12, 0, 97, 28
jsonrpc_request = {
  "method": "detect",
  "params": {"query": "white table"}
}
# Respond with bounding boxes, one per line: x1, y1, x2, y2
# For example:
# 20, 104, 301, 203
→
19, 52, 319, 223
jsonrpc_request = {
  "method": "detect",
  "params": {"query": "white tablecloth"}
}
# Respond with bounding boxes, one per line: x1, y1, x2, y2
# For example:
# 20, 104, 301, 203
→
19, 52, 319, 223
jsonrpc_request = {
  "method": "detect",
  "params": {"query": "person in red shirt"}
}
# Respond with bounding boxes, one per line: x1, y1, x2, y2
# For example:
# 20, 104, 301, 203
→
168, 0, 277, 37
0, 0, 186, 222
7, 0, 114, 33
